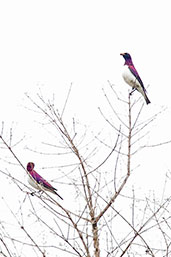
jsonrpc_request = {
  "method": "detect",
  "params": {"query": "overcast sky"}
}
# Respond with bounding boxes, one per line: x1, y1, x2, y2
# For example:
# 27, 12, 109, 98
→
0, 1, 171, 255
1, 0, 171, 120
0, 0, 170, 176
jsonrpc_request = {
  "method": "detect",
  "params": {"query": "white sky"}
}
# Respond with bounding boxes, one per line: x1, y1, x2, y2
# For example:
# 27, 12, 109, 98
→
0, 0, 170, 177
0, 0, 171, 256
1, 0, 171, 118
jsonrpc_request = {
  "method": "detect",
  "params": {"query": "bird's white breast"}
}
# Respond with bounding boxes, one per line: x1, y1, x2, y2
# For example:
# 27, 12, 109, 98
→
28, 175, 40, 190
122, 65, 141, 90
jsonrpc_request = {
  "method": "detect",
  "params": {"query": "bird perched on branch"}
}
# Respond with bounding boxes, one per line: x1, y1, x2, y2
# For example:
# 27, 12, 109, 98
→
27, 162, 63, 200
120, 52, 151, 104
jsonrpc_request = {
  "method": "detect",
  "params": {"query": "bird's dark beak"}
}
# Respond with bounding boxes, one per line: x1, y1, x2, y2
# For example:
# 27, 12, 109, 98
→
120, 53, 124, 56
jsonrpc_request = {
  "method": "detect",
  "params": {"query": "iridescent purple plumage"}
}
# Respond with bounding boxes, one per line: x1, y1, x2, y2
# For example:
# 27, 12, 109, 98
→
27, 162, 63, 200
120, 53, 151, 104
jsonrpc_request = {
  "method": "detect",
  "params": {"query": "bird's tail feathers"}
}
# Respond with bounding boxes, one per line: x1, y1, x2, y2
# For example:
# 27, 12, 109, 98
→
54, 190, 64, 200
143, 91, 151, 105
138, 87, 151, 105
145, 95, 151, 105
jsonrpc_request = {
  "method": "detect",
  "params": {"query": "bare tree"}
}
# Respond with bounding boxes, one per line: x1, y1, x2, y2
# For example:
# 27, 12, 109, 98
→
0, 83, 171, 257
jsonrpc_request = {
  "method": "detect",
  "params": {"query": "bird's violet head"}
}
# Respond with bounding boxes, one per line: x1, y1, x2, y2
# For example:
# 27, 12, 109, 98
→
27, 162, 35, 171
120, 53, 133, 65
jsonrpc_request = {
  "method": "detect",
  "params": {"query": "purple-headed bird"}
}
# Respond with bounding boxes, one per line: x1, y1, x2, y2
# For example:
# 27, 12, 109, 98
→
120, 53, 150, 104
27, 162, 63, 200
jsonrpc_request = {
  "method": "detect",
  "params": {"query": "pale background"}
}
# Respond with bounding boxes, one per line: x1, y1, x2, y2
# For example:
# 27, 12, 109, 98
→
0, 0, 171, 255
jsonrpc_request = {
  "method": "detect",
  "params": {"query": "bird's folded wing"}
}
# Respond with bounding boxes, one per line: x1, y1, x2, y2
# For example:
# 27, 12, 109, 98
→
32, 172, 56, 190
128, 66, 146, 92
